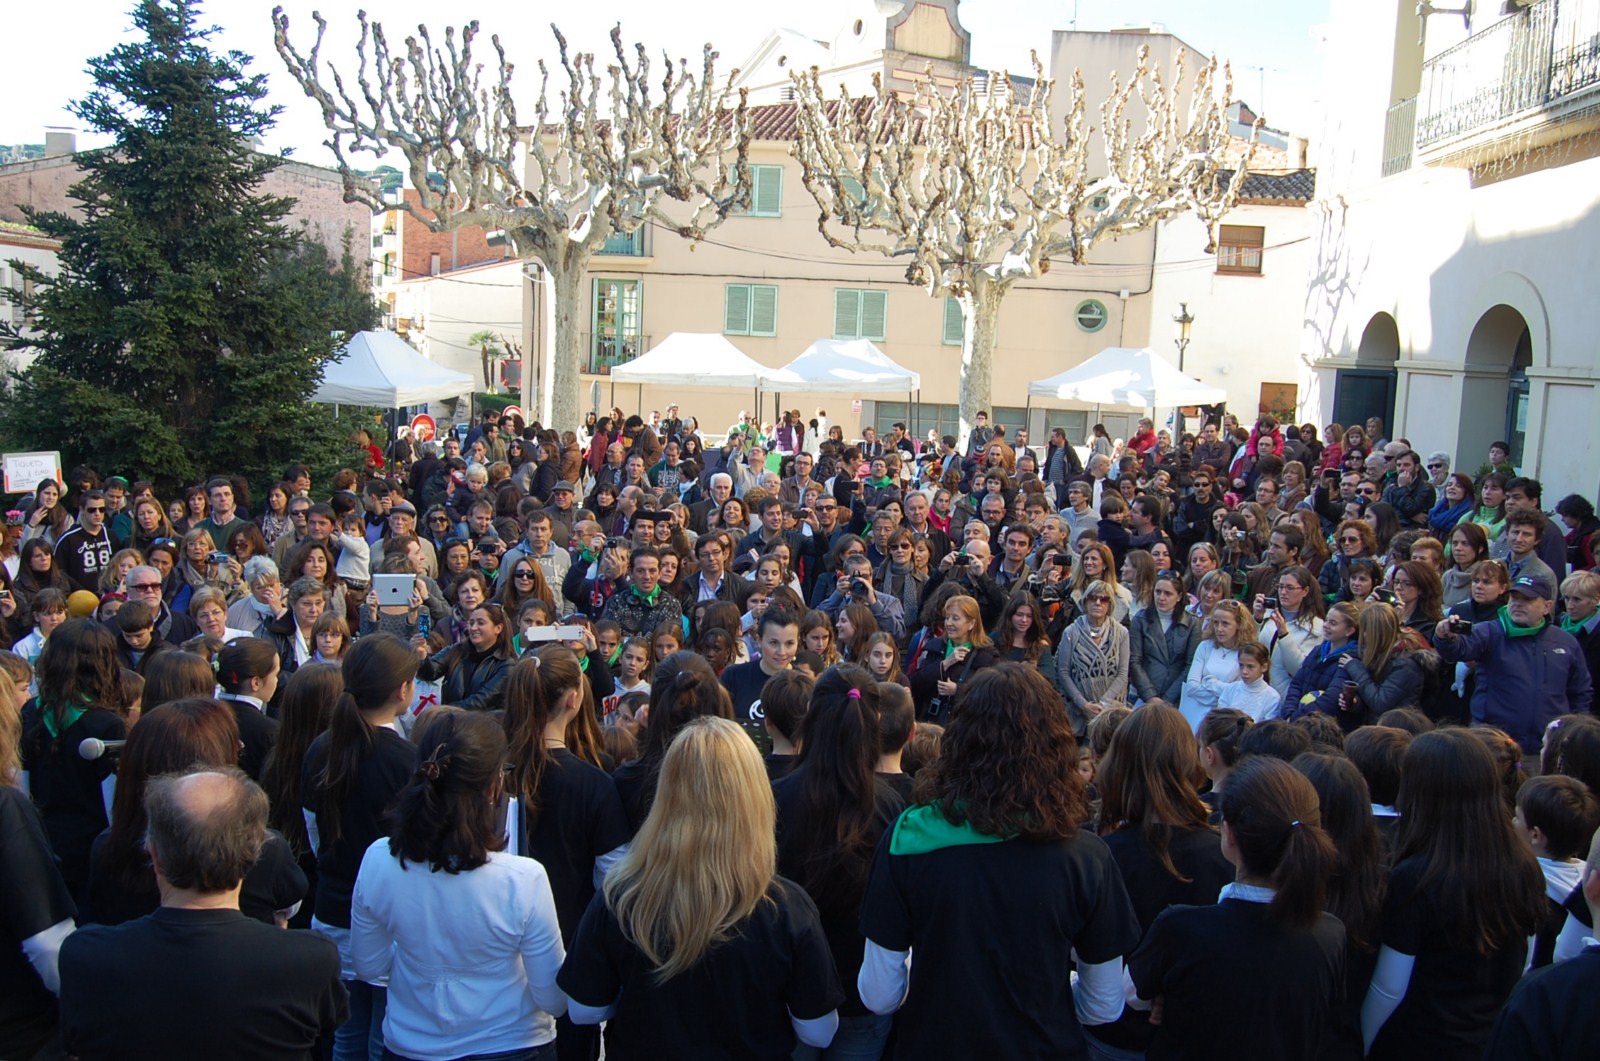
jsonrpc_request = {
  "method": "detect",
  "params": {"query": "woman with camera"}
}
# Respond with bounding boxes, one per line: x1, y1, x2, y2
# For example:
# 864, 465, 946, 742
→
1253, 565, 1326, 699
909, 595, 999, 723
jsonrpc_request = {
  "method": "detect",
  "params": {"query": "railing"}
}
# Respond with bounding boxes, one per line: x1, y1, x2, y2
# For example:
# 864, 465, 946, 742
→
597, 229, 645, 256
585, 332, 652, 375
1417, 0, 1600, 147
1383, 96, 1417, 175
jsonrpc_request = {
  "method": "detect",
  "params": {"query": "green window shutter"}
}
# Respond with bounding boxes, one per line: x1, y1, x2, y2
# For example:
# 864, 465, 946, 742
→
834, 288, 861, 339
750, 285, 778, 336
725, 284, 751, 335
942, 297, 964, 345
752, 165, 783, 217
861, 290, 888, 342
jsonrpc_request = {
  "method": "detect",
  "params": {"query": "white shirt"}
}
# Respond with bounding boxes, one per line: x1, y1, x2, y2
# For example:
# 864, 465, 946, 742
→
351, 841, 567, 1060
1181, 643, 1241, 731
1218, 676, 1281, 722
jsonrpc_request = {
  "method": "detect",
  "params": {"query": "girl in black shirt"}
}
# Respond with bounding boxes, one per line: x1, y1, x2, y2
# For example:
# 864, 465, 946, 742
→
1360, 729, 1546, 1060
1130, 756, 1346, 1060
1090, 703, 1235, 1057
772, 666, 905, 1059
20, 619, 127, 900
301, 634, 419, 1061
611, 652, 732, 833
503, 648, 631, 1061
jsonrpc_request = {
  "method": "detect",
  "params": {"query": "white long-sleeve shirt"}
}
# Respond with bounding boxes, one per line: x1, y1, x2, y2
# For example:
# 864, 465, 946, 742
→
1181, 642, 1241, 731
350, 841, 567, 1061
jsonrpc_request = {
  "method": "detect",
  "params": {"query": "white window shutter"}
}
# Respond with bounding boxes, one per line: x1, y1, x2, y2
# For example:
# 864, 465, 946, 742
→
861, 290, 888, 341
725, 284, 751, 334
754, 165, 783, 216
834, 288, 861, 339
942, 297, 964, 344
750, 285, 778, 336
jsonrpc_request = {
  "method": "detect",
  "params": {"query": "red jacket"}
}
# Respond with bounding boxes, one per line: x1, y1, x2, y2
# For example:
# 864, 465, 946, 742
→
1130, 428, 1158, 455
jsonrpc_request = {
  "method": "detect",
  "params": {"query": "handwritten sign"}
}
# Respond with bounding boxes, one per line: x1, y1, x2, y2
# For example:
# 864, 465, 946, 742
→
2, 451, 61, 494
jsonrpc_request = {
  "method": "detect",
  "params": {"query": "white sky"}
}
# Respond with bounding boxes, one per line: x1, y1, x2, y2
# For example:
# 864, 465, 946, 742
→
1, 0, 1329, 164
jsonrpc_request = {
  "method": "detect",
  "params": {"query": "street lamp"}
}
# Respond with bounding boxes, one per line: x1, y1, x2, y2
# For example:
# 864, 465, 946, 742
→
1173, 302, 1194, 373
1172, 303, 1195, 436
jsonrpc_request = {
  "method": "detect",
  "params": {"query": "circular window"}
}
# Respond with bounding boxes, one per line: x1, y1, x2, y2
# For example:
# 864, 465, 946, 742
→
1075, 299, 1108, 333
854, 19, 865, 36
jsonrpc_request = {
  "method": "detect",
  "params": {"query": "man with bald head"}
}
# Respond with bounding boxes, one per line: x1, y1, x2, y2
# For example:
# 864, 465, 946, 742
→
59, 769, 345, 1060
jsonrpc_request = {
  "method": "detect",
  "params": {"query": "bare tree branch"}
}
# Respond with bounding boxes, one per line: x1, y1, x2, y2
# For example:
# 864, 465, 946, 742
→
272, 8, 751, 427
790, 49, 1255, 437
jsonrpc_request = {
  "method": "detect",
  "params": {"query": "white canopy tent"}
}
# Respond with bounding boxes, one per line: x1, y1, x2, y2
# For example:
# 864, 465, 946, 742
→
311, 330, 477, 408
1026, 346, 1227, 409
771, 338, 922, 392
609, 332, 776, 389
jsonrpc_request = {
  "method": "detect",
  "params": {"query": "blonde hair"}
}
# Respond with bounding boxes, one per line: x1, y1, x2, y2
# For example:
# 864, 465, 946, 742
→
604, 717, 776, 981
1358, 603, 1402, 674
1207, 599, 1259, 650
942, 595, 993, 649
0, 670, 20, 787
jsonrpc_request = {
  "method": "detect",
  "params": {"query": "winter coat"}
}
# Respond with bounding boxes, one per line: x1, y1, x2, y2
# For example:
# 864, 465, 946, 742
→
1338, 647, 1429, 730
1128, 607, 1201, 703
1435, 613, 1593, 750
1279, 640, 1359, 721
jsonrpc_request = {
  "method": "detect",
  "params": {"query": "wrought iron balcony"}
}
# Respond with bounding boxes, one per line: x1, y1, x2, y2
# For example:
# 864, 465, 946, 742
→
1417, 0, 1600, 151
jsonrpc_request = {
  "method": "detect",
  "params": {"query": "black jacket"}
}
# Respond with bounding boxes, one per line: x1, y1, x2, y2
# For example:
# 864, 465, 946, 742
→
909, 639, 1000, 721
1128, 608, 1201, 703
417, 644, 514, 712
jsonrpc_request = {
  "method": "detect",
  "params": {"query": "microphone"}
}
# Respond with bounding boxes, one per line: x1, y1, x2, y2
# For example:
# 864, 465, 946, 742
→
78, 738, 126, 761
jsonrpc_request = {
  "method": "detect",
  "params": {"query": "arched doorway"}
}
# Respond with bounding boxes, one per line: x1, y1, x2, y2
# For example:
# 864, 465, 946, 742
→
1463, 304, 1532, 466
1333, 313, 1400, 432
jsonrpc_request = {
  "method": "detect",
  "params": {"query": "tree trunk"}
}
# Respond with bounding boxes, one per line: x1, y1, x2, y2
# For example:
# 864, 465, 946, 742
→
544, 261, 585, 430
958, 279, 1004, 446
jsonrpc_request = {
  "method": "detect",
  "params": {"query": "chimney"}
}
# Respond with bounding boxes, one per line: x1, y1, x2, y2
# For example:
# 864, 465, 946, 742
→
43, 130, 76, 158
1290, 135, 1309, 169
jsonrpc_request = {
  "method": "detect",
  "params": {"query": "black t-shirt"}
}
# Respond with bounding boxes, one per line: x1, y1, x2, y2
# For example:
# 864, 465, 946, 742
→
20, 702, 125, 894
522, 748, 631, 942
1369, 857, 1531, 1060
772, 768, 905, 1016
610, 757, 654, 836
219, 697, 280, 782
1094, 826, 1236, 1051
301, 725, 414, 928
0, 786, 76, 1058
558, 876, 842, 1061
84, 827, 307, 928
720, 660, 779, 724
877, 770, 915, 802
1483, 944, 1600, 1060
58, 906, 347, 1061
765, 752, 798, 782
859, 819, 1140, 1060
1130, 898, 1346, 1061
53, 525, 113, 593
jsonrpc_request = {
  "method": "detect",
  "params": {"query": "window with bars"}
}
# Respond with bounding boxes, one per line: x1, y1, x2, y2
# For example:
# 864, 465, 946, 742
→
1216, 224, 1265, 276
599, 229, 645, 256
834, 288, 888, 341
725, 284, 778, 336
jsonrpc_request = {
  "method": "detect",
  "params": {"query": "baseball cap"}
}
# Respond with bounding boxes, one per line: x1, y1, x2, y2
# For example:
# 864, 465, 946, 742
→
1509, 572, 1555, 601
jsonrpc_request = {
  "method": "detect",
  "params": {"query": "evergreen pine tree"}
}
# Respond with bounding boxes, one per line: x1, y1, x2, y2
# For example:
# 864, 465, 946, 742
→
2, 0, 376, 491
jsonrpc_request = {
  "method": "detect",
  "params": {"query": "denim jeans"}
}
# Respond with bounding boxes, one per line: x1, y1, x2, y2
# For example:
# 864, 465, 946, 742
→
333, 980, 386, 1061
792, 1012, 892, 1061
384, 1046, 551, 1061
1082, 1029, 1147, 1061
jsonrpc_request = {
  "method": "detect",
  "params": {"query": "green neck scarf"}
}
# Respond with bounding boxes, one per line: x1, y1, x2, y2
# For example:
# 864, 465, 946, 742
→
632, 582, 662, 606
1498, 605, 1549, 639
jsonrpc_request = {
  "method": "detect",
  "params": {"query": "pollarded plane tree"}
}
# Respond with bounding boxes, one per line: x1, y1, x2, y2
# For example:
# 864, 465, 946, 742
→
273, 8, 752, 429
789, 48, 1253, 442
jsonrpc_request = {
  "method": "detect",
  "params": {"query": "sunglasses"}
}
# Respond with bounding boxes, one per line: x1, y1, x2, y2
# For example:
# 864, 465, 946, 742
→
1339, 536, 1363, 543
152, 537, 176, 548
1426, 463, 1445, 470
514, 570, 536, 579
84, 506, 106, 514
1088, 594, 1112, 604
127, 581, 162, 591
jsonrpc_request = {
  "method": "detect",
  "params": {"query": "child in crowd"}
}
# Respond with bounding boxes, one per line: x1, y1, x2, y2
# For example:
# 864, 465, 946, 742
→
649, 622, 682, 668
874, 683, 916, 801
1347, 726, 1410, 847
593, 620, 623, 669
333, 511, 372, 593
1197, 707, 1253, 816
758, 669, 812, 782
1218, 641, 1278, 721
609, 638, 652, 706
311, 612, 351, 664
1513, 774, 1600, 968
11, 588, 67, 691
1181, 600, 1257, 731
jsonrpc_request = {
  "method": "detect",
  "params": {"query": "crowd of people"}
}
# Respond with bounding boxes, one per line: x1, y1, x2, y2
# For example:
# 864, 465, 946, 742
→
1, 402, 1599, 1060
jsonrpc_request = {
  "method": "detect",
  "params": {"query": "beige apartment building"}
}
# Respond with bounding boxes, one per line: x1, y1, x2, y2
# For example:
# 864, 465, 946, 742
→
518, 1, 1314, 444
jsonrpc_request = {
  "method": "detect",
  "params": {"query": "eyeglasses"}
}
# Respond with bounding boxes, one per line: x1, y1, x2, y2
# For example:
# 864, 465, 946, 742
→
127, 581, 162, 591
84, 506, 105, 514
1426, 462, 1445, 470
891, 542, 913, 550
429, 515, 451, 524
1339, 535, 1362, 543
1088, 594, 1112, 604
514, 570, 536, 580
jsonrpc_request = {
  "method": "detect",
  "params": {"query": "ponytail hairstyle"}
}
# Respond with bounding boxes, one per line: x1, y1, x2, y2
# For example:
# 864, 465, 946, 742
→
387, 710, 507, 873
561, 651, 608, 769
316, 633, 420, 845
788, 665, 883, 915
503, 649, 586, 818
635, 651, 733, 822
1097, 703, 1214, 883
1197, 707, 1253, 767
1291, 753, 1385, 952
216, 637, 278, 695
1218, 756, 1337, 930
